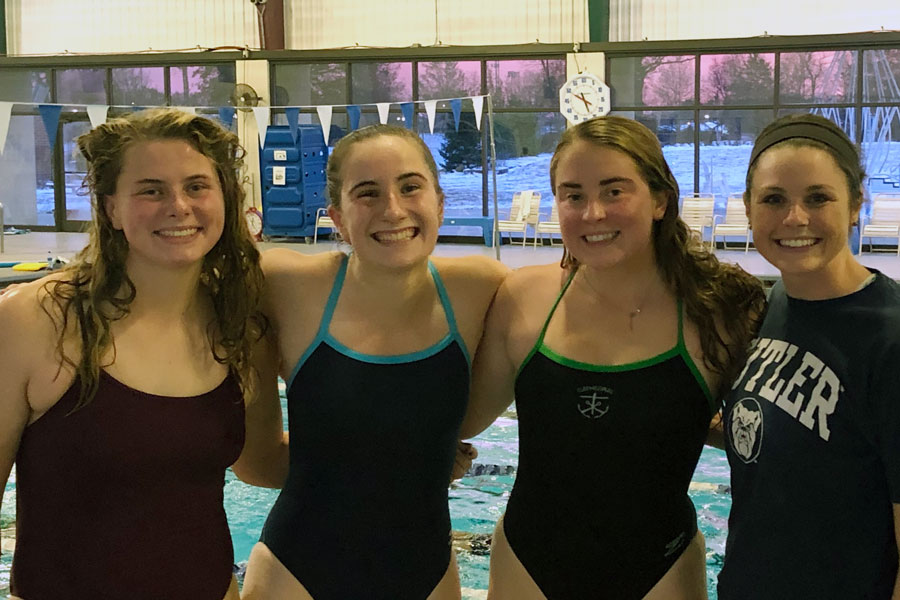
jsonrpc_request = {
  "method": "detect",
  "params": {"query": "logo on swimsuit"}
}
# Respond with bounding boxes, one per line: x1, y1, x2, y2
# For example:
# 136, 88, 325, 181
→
576, 385, 613, 419
729, 398, 763, 463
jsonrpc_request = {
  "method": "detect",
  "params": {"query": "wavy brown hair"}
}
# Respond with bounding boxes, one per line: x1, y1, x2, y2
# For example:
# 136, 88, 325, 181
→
550, 116, 766, 392
41, 108, 266, 408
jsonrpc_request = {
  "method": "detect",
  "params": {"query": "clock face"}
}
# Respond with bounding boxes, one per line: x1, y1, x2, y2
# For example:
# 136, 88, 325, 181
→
559, 73, 611, 124
245, 207, 263, 239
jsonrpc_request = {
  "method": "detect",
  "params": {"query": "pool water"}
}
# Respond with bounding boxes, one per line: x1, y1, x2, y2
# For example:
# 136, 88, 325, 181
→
1, 402, 732, 599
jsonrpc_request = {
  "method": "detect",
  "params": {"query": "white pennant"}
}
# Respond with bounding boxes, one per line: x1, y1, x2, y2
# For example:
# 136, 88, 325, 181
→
376, 102, 391, 125
472, 96, 484, 131
86, 105, 109, 129
175, 106, 196, 116
252, 107, 271, 147
423, 100, 438, 134
0, 102, 12, 156
316, 105, 333, 146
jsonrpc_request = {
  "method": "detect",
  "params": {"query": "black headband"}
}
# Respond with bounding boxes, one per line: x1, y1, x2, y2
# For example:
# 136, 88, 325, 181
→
748, 120, 859, 170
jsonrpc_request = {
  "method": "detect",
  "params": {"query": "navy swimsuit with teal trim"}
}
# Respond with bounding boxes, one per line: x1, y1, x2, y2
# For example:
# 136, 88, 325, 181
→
260, 255, 470, 600
503, 270, 715, 599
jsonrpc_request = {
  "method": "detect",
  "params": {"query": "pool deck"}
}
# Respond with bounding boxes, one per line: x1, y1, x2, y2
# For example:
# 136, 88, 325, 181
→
2, 231, 900, 287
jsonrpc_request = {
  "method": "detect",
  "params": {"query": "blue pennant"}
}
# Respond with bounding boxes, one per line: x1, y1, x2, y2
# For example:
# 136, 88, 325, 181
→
450, 98, 462, 132
38, 105, 62, 150
284, 107, 299, 142
400, 102, 414, 129
347, 105, 361, 131
218, 107, 236, 129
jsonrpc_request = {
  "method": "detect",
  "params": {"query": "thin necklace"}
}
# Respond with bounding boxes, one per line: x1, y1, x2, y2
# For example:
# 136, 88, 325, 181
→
576, 267, 658, 332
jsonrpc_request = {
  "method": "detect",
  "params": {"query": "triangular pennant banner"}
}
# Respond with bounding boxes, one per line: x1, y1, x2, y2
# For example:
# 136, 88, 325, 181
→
376, 102, 391, 125
218, 107, 236, 129
86, 105, 109, 129
450, 98, 462, 132
0, 102, 12, 156
400, 102, 414, 129
252, 107, 270, 148
284, 107, 300, 142
347, 105, 361, 131
38, 105, 62, 149
471, 96, 484, 131
316, 105, 333, 146
423, 100, 437, 134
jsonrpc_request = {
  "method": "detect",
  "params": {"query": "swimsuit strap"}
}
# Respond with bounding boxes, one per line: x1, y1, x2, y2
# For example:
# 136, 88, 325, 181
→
315, 253, 350, 339
428, 260, 470, 365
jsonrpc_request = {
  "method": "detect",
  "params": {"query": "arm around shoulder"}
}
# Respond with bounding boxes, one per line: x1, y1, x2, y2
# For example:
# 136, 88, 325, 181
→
230, 325, 289, 488
460, 270, 522, 440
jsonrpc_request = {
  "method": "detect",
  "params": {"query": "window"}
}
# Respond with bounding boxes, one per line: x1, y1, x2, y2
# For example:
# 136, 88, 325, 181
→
486, 59, 565, 109
609, 56, 695, 107
700, 54, 775, 106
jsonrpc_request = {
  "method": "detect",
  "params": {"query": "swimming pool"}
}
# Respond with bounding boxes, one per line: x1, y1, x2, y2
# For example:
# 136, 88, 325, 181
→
0, 398, 732, 599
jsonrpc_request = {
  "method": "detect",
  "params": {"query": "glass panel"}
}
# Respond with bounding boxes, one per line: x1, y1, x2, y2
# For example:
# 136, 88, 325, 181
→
419, 111, 483, 218
0, 116, 54, 226
111, 67, 166, 107
861, 106, 900, 197
486, 59, 565, 108
56, 68, 108, 105
609, 56, 695, 107
779, 51, 857, 104
612, 110, 696, 196
491, 112, 566, 219
269, 111, 349, 148
350, 62, 412, 104
418, 61, 481, 104
777, 106, 856, 141
698, 109, 774, 209
272, 63, 347, 106
700, 53, 775, 105
863, 49, 900, 103
62, 121, 92, 222
170, 65, 236, 106
0, 69, 50, 103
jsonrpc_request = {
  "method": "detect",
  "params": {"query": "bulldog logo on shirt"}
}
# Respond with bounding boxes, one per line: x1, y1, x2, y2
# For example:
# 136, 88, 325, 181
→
577, 385, 613, 419
729, 398, 763, 463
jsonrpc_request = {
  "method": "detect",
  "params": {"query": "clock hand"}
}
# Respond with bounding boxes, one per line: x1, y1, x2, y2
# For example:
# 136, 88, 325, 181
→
575, 92, 592, 111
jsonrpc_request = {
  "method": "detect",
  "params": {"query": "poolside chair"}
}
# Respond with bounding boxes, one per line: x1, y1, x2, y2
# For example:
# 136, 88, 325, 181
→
680, 195, 715, 250
859, 195, 900, 256
533, 201, 562, 247
313, 207, 336, 244
495, 190, 539, 246
711, 194, 751, 253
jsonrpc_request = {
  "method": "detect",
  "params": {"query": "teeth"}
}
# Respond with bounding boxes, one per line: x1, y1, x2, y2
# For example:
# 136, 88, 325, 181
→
157, 228, 198, 237
779, 238, 816, 248
585, 232, 617, 243
374, 228, 416, 242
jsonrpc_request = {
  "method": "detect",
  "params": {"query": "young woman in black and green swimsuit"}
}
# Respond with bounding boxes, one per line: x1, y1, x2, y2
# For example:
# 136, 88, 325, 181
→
462, 116, 765, 600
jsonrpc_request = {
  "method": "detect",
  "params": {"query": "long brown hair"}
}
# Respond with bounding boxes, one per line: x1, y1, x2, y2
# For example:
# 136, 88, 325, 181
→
550, 116, 765, 390
41, 108, 266, 408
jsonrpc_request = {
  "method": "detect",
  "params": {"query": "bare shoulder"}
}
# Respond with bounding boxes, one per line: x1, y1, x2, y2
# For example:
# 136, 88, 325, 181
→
261, 248, 343, 280
0, 275, 66, 370
490, 263, 563, 325
431, 255, 509, 298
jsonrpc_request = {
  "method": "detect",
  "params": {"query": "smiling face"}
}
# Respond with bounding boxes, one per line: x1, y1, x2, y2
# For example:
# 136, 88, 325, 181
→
104, 139, 225, 271
746, 144, 860, 293
330, 134, 443, 269
554, 140, 665, 272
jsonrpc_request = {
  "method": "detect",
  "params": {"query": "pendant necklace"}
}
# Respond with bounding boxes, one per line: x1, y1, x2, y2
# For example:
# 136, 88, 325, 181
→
577, 268, 657, 332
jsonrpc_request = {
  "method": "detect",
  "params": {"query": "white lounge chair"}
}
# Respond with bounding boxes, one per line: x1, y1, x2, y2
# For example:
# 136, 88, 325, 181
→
680, 195, 715, 249
712, 195, 751, 253
313, 207, 336, 244
859, 195, 900, 256
533, 201, 561, 247
495, 190, 540, 246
